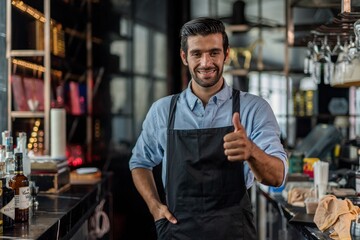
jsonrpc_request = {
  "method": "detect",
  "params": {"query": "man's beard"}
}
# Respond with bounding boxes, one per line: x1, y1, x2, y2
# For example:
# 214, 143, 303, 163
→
190, 66, 223, 88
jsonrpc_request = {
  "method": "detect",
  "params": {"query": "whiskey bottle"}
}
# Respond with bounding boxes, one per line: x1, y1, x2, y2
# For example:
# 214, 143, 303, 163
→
9, 153, 30, 223
0, 162, 15, 229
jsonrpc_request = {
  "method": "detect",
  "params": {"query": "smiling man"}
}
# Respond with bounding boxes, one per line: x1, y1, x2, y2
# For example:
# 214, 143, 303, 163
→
129, 17, 288, 240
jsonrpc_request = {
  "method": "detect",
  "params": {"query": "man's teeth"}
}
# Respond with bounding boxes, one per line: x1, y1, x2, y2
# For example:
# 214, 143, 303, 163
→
198, 69, 215, 73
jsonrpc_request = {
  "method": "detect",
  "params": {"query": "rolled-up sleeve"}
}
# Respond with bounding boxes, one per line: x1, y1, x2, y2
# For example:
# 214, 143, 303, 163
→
129, 103, 164, 171
244, 98, 288, 188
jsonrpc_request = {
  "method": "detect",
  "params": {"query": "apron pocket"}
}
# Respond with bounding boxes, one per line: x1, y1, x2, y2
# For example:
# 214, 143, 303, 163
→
155, 218, 170, 240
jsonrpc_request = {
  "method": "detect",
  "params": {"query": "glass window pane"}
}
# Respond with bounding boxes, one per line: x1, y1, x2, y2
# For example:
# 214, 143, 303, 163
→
110, 41, 129, 72
134, 76, 150, 134
112, 116, 133, 143
120, 18, 130, 36
191, 0, 210, 18
154, 32, 167, 78
248, 72, 288, 138
134, 24, 149, 74
154, 79, 167, 100
110, 77, 132, 114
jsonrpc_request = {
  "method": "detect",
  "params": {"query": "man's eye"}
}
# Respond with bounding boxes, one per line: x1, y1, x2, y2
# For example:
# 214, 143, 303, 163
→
211, 51, 220, 56
192, 52, 201, 57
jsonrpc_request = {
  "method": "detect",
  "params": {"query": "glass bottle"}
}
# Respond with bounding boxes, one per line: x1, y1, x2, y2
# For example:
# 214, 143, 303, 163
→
0, 162, 15, 229
16, 132, 31, 179
9, 153, 30, 223
5, 136, 14, 177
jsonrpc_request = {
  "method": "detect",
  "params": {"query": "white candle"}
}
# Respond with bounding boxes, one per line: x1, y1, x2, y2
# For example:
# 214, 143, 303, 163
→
50, 108, 66, 159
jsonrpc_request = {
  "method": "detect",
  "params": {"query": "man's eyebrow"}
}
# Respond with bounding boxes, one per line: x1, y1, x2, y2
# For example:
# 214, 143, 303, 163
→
189, 48, 222, 53
189, 49, 200, 54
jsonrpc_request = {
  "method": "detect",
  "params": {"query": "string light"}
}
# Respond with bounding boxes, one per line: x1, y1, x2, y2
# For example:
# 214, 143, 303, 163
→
12, 59, 62, 79
12, 0, 54, 25
12, 0, 101, 44
28, 119, 44, 155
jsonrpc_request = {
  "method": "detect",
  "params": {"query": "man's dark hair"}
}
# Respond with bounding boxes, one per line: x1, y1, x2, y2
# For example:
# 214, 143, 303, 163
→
180, 17, 229, 56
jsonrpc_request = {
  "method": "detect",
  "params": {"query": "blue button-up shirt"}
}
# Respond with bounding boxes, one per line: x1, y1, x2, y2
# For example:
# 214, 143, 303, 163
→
129, 81, 288, 189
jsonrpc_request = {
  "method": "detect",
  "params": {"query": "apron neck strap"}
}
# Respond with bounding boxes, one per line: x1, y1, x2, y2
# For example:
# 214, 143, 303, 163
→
168, 94, 180, 129
168, 90, 241, 129
232, 89, 240, 115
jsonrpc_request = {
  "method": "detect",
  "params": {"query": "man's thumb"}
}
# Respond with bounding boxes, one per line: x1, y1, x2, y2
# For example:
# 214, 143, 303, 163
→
232, 112, 242, 132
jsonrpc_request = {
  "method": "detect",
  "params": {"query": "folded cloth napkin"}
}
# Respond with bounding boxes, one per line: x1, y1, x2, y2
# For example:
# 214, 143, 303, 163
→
314, 194, 360, 240
287, 187, 314, 207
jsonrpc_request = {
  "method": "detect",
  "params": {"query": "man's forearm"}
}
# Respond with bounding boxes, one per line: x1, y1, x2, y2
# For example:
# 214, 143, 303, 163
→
247, 144, 285, 187
131, 168, 162, 215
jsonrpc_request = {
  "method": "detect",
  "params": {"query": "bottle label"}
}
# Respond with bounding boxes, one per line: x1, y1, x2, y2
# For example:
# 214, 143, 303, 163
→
1, 197, 15, 220
15, 186, 30, 210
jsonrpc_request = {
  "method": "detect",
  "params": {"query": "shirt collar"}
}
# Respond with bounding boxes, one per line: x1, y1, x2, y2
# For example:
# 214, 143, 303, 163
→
184, 80, 233, 111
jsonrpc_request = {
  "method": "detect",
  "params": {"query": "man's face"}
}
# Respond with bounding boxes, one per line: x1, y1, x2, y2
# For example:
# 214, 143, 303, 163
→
181, 33, 229, 88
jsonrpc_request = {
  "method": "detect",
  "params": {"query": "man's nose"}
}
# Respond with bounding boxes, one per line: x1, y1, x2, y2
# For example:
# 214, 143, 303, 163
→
200, 53, 211, 66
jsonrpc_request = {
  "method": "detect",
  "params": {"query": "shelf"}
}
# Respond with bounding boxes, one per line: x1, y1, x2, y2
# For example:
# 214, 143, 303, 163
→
290, 0, 341, 8
10, 111, 45, 118
226, 24, 251, 33
224, 68, 249, 76
225, 66, 286, 76
109, 72, 133, 78
9, 50, 45, 57
106, 32, 132, 42
292, 0, 360, 9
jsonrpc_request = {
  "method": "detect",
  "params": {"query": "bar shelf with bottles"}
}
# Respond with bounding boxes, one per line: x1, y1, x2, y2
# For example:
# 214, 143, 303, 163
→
0, 130, 111, 238
0, 130, 32, 231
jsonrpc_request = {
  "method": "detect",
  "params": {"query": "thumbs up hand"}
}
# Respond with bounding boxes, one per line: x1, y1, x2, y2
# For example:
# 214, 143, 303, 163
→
223, 112, 254, 162
232, 111, 242, 132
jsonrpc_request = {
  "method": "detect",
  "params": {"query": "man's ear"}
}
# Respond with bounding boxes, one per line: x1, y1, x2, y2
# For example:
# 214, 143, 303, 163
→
224, 47, 230, 63
180, 49, 188, 66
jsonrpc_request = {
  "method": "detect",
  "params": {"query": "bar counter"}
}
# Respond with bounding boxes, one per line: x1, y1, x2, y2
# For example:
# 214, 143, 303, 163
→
2, 172, 112, 239
257, 185, 360, 240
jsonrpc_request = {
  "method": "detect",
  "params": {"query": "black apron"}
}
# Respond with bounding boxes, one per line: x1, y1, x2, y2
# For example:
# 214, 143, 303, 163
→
155, 90, 256, 240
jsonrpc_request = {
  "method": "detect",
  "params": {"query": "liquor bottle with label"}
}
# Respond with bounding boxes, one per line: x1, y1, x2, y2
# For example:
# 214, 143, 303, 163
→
9, 153, 30, 223
0, 162, 15, 228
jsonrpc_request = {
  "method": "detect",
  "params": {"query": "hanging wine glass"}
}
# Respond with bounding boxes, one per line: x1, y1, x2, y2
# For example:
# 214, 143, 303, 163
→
342, 19, 360, 86
312, 36, 331, 84
304, 41, 313, 74
332, 35, 344, 60
304, 37, 317, 75
333, 41, 350, 86
321, 35, 333, 84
